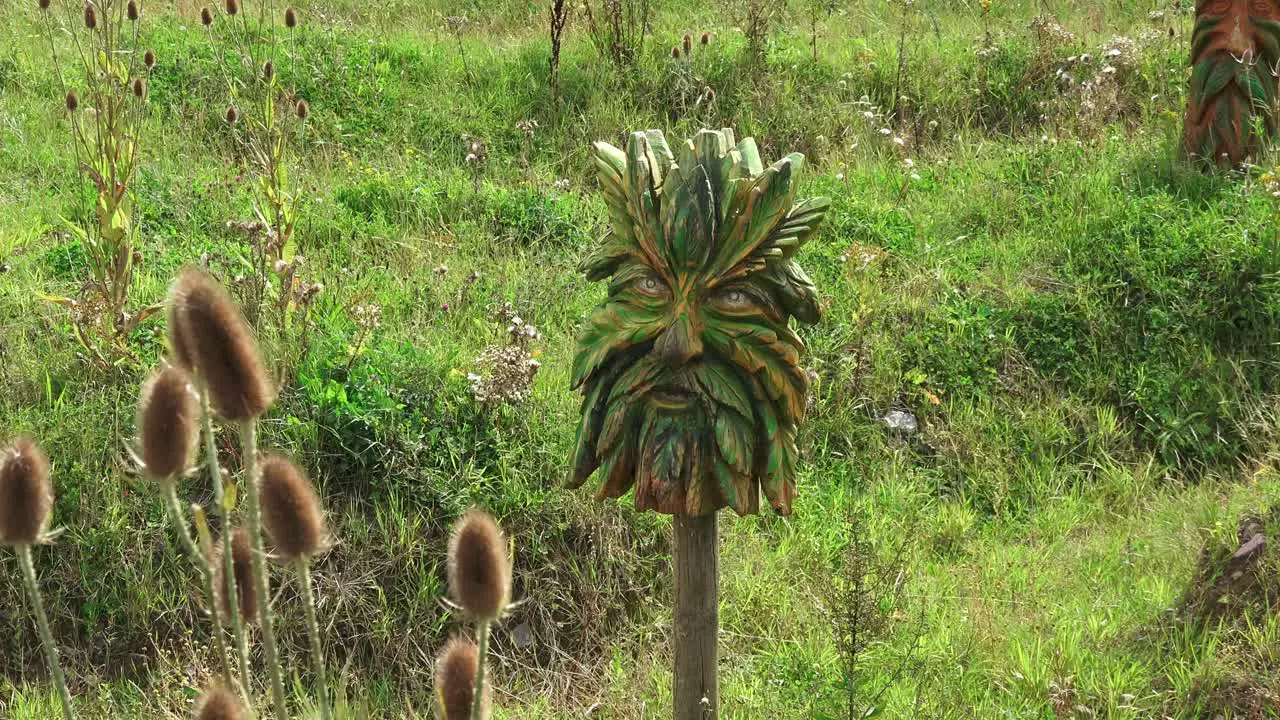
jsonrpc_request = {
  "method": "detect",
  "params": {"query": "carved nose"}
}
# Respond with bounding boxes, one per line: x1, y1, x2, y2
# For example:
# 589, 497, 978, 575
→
654, 314, 703, 365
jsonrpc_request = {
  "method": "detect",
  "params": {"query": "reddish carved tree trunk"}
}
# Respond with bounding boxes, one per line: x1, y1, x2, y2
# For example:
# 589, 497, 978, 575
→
1183, 0, 1280, 167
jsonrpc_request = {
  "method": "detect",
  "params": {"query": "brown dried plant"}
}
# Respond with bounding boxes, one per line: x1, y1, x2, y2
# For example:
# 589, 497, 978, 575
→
36, 0, 162, 363
200, 0, 313, 328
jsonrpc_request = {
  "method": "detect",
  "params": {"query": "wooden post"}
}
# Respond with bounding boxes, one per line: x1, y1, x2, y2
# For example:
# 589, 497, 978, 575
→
673, 512, 718, 719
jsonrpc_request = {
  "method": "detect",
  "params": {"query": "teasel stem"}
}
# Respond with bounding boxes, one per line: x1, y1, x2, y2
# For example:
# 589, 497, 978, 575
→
160, 481, 234, 689
18, 545, 74, 720
200, 386, 252, 697
188, 503, 237, 692
297, 556, 330, 720
471, 620, 490, 720
240, 420, 289, 719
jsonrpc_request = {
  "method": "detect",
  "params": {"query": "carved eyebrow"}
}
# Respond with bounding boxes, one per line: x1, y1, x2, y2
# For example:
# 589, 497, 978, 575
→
609, 262, 664, 296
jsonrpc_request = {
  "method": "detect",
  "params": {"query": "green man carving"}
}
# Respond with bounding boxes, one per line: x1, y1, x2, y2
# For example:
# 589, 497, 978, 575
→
569, 128, 827, 516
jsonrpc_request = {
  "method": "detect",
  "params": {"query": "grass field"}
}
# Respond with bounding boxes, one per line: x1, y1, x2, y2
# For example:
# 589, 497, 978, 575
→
3, 0, 1280, 717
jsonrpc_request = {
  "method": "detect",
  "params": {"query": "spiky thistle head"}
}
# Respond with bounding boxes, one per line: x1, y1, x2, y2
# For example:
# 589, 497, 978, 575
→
166, 268, 273, 421
295, 98, 310, 120
701, 31, 711, 45
435, 637, 489, 720
193, 684, 244, 720
682, 33, 693, 55
225, 105, 238, 125
83, 2, 96, 28
259, 454, 326, 559
214, 527, 259, 625
65, 90, 78, 112
284, 6, 297, 27
137, 365, 200, 481
127, 0, 139, 20
39, 0, 51, 11
200, 6, 213, 25
223, 0, 237, 15
671, 45, 681, 59
447, 510, 510, 620
144, 49, 156, 70
0, 437, 53, 546
262, 60, 274, 81
569, 129, 828, 516
132, 77, 146, 98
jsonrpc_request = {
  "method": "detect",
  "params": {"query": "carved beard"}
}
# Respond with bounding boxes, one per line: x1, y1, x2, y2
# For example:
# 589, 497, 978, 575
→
1183, 0, 1280, 166
569, 129, 825, 517
578, 351, 794, 516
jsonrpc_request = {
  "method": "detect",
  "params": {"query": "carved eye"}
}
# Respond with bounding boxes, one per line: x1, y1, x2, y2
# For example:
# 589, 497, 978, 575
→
634, 275, 666, 297
716, 288, 752, 307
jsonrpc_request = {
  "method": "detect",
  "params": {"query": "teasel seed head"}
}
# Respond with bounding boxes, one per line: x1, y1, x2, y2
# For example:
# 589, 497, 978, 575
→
137, 366, 199, 481
700, 31, 711, 45
145, 49, 157, 70
168, 268, 273, 421
132, 77, 146, 98
83, 3, 97, 29
224, 0, 237, 15
447, 510, 510, 620
262, 60, 274, 81
127, 0, 139, 20
224, 105, 238, 125
295, 98, 310, 120
682, 33, 692, 56
200, 6, 213, 25
671, 45, 681, 59
0, 438, 53, 546
214, 527, 259, 624
435, 637, 489, 720
65, 90, 78, 112
284, 6, 297, 27
194, 683, 244, 720
39, 0, 51, 11
259, 454, 326, 559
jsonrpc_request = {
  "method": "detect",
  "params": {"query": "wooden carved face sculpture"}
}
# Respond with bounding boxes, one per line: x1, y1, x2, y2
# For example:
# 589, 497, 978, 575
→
1184, 0, 1280, 166
569, 129, 827, 517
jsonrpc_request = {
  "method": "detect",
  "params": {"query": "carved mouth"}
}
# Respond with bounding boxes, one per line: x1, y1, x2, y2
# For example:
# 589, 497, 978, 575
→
648, 385, 698, 409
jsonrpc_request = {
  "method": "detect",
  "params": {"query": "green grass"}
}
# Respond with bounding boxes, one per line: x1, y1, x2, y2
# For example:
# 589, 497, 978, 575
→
3, 0, 1280, 717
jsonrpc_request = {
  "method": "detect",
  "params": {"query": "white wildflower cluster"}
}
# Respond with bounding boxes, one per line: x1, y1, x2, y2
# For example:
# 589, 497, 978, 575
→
1029, 14, 1075, 52
353, 303, 383, 332
468, 313, 542, 407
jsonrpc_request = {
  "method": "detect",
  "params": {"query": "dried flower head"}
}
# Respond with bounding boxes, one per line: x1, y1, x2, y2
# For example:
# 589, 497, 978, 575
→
224, 0, 237, 15
214, 527, 259, 624
132, 77, 146, 98
200, 6, 213, 25
83, 2, 97, 28
259, 454, 326, 559
295, 98, 310, 120
194, 684, 244, 720
168, 268, 273, 421
447, 510, 510, 620
700, 31, 710, 45
225, 104, 239, 125
39, 0, 51, 10
0, 438, 53, 546
144, 49, 157, 70
682, 33, 692, 55
671, 45, 681, 59
435, 637, 489, 720
127, 0, 139, 20
284, 6, 297, 27
261, 60, 274, 81
65, 90, 78, 112
138, 366, 200, 480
